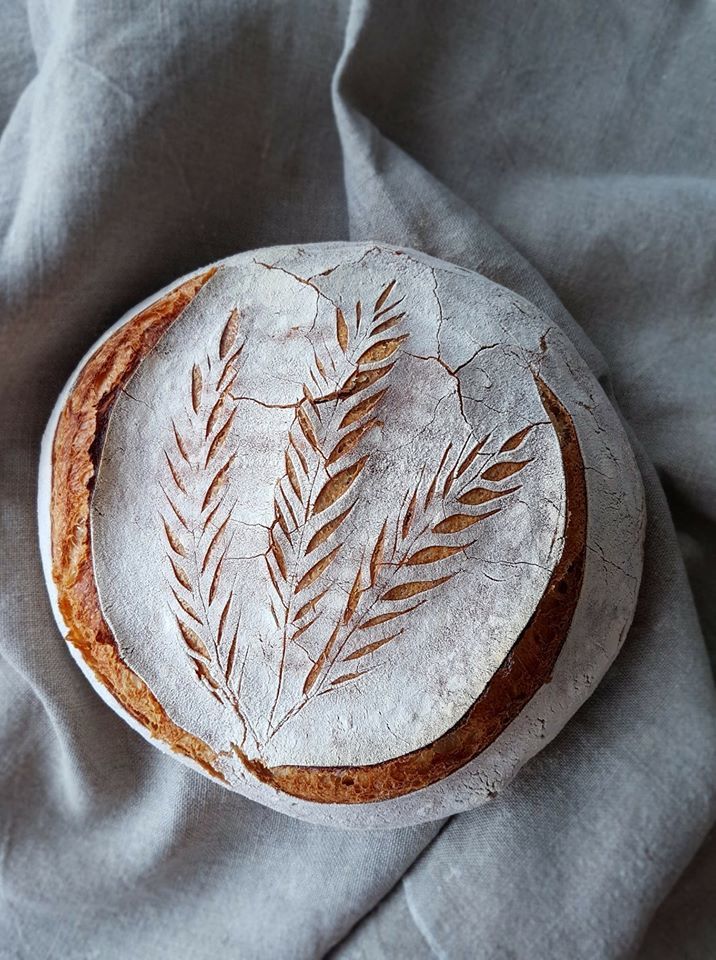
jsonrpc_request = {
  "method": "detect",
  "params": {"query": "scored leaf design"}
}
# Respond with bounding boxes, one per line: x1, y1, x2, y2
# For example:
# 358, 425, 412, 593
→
160, 308, 255, 747
265, 280, 410, 732
267, 399, 539, 738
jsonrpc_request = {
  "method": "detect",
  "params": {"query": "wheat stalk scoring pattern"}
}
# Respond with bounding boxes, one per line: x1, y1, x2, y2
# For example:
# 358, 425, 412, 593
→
160, 308, 257, 748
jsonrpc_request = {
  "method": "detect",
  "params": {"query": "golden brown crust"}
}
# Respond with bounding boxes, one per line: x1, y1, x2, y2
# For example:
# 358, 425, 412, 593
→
50, 269, 226, 781
50, 271, 587, 805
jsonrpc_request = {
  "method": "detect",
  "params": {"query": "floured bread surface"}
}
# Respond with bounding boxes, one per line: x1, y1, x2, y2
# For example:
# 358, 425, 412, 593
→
40, 242, 645, 827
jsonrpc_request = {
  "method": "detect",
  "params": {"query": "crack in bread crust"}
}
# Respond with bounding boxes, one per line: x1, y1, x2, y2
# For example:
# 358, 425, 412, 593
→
49, 268, 587, 805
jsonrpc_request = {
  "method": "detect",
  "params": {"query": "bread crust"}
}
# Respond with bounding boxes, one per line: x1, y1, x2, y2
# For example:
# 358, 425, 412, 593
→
49, 269, 587, 804
50, 269, 226, 781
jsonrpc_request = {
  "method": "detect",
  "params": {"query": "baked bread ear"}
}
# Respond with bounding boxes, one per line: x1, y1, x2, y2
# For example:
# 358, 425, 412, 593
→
38, 243, 645, 827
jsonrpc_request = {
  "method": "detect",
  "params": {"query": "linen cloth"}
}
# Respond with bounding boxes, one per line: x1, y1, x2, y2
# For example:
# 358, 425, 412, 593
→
1, 2, 714, 958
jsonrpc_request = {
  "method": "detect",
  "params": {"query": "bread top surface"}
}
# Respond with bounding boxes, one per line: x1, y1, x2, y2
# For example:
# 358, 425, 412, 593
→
45, 243, 644, 824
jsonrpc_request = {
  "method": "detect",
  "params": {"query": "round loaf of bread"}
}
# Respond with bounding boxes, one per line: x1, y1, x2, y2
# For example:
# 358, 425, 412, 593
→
38, 242, 645, 827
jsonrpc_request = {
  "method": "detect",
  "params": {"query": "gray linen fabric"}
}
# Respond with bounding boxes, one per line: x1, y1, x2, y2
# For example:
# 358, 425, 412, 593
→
1, 2, 714, 958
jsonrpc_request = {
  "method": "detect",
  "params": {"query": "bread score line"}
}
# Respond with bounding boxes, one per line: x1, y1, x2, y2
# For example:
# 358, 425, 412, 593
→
38, 243, 645, 827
